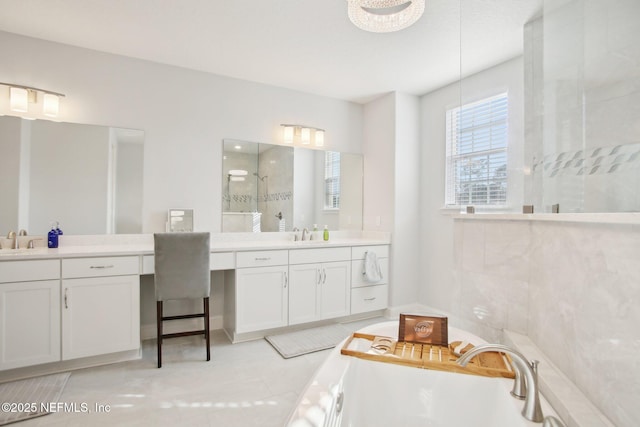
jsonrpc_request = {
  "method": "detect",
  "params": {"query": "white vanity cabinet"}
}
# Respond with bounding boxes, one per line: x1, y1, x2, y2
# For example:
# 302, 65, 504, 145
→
61, 257, 140, 360
350, 245, 389, 314
288, 248, 351, 325
0, 260, 61, 370
232, 251, 289, 334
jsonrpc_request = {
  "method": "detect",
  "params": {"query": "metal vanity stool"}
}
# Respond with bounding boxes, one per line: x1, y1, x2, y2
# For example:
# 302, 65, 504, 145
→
154, 232, 211, 368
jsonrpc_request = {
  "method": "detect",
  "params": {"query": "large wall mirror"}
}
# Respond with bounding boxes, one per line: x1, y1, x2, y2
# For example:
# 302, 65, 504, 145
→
0, 116, 144, 235
222, 139, 363, 232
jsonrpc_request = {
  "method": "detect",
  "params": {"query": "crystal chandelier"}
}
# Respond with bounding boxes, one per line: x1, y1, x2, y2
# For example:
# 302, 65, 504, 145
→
347, 0, 425, 33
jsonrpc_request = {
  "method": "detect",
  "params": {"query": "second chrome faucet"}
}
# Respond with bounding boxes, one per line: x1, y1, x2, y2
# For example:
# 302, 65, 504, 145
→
457, 344, 544, 423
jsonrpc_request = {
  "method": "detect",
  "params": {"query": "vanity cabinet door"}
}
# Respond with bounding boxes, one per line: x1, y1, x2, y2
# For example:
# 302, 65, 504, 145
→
0, 280, 61, 370
289, 261, 351, 325
235, 266, 288, 333
61, 275, 140, 360
320, 261, 351, 320
289, 263, 321, 325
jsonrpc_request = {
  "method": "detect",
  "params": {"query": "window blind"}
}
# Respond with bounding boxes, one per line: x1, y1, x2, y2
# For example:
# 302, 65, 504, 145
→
324, 151, 341, 209
445, 93, 508, 206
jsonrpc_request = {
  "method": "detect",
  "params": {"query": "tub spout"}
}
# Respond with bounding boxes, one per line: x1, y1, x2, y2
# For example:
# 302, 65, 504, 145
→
543, 415, 567, 427
456, 344, 544, 423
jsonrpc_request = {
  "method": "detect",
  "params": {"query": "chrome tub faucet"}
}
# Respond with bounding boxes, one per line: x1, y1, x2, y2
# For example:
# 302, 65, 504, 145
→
457, 344, 544, 423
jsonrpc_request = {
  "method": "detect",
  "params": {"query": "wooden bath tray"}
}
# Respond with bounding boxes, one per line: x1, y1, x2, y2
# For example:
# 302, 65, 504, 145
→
340, 333, 515, 379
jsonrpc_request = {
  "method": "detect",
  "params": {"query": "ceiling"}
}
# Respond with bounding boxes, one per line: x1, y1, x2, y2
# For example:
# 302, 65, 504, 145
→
0, 0, 541, 104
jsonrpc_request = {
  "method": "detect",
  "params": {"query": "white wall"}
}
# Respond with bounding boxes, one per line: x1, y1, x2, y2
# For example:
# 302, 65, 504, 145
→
0, 117, 21, 233
420, 57, 525, 309
0, 31, 363, 233
29, 120, 111, 235
392, 92, 421, 306
363, 92, 421, 307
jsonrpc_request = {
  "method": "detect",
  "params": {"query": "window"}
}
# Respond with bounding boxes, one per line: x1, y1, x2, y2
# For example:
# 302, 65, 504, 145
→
324, 151, 340, 209
445, 93, 508, 206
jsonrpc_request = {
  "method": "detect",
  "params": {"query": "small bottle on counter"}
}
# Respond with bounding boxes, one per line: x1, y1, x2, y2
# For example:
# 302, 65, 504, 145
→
313, 224, 318, 240
55, 221, 63, 235
323, 225, 329, 241
47, 223, 59, 248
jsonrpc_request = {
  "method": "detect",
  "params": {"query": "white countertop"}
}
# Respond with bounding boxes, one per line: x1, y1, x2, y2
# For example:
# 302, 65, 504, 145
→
0, 232, 391, 261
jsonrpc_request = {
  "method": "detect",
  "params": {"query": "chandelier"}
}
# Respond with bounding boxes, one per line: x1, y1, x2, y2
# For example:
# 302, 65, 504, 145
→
347, 0, 425, 33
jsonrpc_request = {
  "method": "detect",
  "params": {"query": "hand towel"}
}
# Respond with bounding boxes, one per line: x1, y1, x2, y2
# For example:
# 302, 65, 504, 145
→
363, 251, 383, 282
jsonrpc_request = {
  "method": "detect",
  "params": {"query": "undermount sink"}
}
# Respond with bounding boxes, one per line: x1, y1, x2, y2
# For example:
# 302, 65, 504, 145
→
0, 247, 49, 256
292, 240, 328, 245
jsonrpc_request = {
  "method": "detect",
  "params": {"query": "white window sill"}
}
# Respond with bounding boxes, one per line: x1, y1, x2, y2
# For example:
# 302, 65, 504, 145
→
447, 212, 640, 225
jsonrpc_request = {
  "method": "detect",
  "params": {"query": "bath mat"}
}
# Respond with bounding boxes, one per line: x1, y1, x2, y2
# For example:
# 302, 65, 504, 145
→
0, 372, 70, 425
266, 324, 351, 359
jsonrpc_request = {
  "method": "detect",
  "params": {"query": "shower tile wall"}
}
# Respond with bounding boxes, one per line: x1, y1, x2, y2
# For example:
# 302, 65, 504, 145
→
525, 0, 640, 213
257, 145, 293, 232
452, 218, 640, 427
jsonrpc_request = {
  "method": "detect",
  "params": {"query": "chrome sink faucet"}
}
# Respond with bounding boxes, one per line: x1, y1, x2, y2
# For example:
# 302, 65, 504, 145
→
6, 231, 17, 249
301, 228, 309, 241
292, 227, 300, 241
457, 344, 544, 423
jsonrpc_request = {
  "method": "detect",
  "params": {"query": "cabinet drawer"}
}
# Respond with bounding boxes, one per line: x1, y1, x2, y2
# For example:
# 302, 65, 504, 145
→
142, 252, 235, 274
210, 252, 235, 270
236, 250, 288, 268
0, 259, 60, 283
351, 285, 388, 314
62, 256, 139, 278
289, 247, 351, 265
351, 257, 389, 287
351, 245, 389, 260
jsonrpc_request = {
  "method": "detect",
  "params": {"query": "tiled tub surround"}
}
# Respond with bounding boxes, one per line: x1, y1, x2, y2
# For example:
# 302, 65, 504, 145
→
445, 216, 639, 427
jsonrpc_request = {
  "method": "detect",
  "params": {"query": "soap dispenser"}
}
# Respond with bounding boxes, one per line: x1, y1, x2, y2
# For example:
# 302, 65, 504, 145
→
47, 223, 59, 248
313, 224, 318, 240
323, 225, 329, 241
55, 221, 63, 236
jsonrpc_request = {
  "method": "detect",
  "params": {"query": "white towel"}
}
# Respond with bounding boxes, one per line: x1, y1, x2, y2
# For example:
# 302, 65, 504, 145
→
363, 251, 383, 282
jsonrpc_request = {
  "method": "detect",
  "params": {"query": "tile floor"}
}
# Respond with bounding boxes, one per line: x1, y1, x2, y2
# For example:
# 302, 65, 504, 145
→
19, 317, 385, 427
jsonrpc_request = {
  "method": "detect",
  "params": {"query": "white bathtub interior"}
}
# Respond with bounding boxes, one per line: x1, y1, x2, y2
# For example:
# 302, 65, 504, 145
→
288, 321, 559, 427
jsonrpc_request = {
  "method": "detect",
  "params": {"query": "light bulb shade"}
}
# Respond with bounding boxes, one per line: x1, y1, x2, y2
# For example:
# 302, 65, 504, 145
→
10, 87, 28, 112
314, 129, 325, 147
43, 93, 60, 117
228, 169, 248, 176
347, 0, 425, 33
301, 127, 311, 145
283, 125, 295, 144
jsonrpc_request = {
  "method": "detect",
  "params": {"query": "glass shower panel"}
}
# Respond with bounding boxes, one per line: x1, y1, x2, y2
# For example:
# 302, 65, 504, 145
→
529, 0, 640, 212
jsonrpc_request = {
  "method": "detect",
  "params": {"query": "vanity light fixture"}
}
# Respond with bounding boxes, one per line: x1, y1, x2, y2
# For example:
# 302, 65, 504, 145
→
347, 0, 425, 33
315, 129, 325, 147
9, 87, 29, 112
283, 125, 295, 144
1, 82, 65, 118
301, 127, 311, 145
280, 124, 326, 147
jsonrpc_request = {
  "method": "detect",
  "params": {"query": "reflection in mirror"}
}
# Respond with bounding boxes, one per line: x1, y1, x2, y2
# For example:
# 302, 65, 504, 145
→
221, 139, 363, 233
0, 116, 144, 235
168, 209, 194, 232
222, 140, 293, 232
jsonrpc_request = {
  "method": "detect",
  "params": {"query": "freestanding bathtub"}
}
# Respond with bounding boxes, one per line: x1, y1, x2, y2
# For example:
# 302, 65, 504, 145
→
287, 321, 558, 427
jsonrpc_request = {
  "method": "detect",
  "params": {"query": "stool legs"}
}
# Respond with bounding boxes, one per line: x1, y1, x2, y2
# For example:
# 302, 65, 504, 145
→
204, 297, 211, 361
157, 301, 163, 368
156, 298, 210, 368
